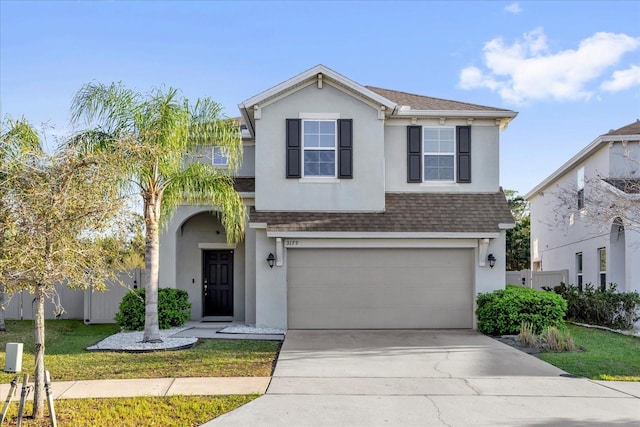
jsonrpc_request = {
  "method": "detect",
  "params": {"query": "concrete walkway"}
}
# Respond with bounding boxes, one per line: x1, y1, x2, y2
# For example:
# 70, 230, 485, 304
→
204, 330, 640, 426
0, 377, 271, 400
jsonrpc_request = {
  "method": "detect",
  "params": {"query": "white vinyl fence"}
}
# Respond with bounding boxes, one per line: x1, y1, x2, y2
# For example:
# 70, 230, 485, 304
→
1, 269, 145, 324
506, 269, 569, 290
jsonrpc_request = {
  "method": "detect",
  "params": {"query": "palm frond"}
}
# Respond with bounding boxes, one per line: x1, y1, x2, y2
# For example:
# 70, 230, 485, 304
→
161, 162, 246, 243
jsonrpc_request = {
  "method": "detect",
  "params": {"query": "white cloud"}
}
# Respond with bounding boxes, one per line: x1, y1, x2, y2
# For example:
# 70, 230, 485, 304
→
601, 65, 640, 92
504, 3, 522, 14
459, 30, 640, 104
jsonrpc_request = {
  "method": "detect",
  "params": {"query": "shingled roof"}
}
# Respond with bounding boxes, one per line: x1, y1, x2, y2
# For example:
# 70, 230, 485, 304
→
233, 177, 255, 193
365, 86, 512, 112
250, 192, 514, 234
605, 119, 640, 136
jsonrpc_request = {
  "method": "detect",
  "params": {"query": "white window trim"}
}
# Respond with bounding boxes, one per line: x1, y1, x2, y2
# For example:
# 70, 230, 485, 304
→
301, 119, 337, 179
212, 146, 228, 167
576, 252, 583, 287
598, 247, 606, 287
423, 126, 456, 183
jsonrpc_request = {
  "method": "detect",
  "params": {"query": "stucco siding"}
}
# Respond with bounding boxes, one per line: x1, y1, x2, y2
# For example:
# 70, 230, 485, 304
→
609, 141, 640, 178
237, 144, 255, 178
254, 82, 385, 212
384, 120, 501, 192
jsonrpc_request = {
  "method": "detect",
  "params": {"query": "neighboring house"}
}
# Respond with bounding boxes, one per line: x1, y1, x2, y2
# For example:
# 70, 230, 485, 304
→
525, 120, 640, 293
158, 65, 517, 330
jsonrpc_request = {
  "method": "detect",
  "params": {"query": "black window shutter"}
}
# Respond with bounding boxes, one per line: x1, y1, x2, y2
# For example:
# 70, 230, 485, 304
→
407, 126, 422, 183
456, 126, 471, 183
286, 119, 301, 178
337, 119, 353, 179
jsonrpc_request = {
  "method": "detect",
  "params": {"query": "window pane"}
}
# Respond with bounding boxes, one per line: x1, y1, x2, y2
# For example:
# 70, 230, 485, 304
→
304, 121, 319, 134
599, 248, 606, 270
304, 162, 320, 176
319, 134, 335, 147
440, 167, 454, 180
304, 134, 319, 147
319, 162, 334, 175
318, 151, 335, 162
440, 140, 454, 153
425, 155, 439, 167
424, 167, 439, 180
425, 140, 439, 152
439, 156, 454, 167
319, 121, 335, 134
424, 129, 440, 141
440, 128, 454, 141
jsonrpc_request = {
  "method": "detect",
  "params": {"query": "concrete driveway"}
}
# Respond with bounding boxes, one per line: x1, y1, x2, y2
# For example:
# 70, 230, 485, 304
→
204, 330, 640, 426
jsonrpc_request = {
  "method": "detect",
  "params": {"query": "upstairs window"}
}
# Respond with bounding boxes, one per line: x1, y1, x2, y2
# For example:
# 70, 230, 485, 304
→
303, 120, 336, 177
423, 127, 455, 181
212, 147, 228, 166
407, 125, 470, 183
577, 167, 585, 210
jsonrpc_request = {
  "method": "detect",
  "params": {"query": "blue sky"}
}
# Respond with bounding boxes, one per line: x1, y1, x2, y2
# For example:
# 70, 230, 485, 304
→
1, 0, 639, 195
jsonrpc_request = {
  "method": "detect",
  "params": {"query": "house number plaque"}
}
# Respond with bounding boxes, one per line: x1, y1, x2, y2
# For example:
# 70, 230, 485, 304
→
284, 240, 299, 247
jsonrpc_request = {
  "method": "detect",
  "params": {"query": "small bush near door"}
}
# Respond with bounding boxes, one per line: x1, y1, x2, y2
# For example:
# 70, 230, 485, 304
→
476, 285, 567, 335
115, 288, 191, 330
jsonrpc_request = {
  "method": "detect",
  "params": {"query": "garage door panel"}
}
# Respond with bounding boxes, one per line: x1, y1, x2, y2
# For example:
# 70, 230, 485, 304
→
287, 248, 473, 329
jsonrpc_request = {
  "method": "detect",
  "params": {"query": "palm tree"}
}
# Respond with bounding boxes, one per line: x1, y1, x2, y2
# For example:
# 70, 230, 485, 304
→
0, 117, 43, 332
70, 83, 246, 342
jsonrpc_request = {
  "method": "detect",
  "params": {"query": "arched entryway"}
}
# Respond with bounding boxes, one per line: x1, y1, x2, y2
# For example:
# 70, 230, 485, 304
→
609, 217, 626, 290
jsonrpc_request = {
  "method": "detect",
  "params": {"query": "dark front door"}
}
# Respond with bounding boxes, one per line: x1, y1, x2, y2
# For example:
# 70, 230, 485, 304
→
203, 250, 234, 316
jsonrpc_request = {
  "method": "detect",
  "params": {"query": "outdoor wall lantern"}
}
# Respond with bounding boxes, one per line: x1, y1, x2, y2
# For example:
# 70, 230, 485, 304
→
266, 253, 276, 269
487, 253, 496, 269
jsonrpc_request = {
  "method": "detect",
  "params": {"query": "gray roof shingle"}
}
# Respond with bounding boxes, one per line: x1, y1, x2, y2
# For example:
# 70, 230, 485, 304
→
605, 120, 640, 136
250, 192, 514, 234
365, 86, 513, 112
233, 177, 255, 193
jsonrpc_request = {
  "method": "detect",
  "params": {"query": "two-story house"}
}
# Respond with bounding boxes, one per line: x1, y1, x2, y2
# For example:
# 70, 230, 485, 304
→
525, 120, 640, 293
158, 65, 517, 330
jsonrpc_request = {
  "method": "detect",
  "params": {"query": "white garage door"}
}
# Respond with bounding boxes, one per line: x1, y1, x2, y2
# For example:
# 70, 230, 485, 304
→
287, 248, 473, 329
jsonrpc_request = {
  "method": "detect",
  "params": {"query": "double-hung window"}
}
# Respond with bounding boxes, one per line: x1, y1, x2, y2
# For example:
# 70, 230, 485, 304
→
576, 252, 583, 291
598, 247, 606, 290
302, 120, 336, 177
423, 127, 455, 181
212, 147, 228, 166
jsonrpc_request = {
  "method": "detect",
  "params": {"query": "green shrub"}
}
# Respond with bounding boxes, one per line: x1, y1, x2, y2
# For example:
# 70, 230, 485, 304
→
476, 285, 567, 335
115, 288, 191, 331
544, 282, 640, 329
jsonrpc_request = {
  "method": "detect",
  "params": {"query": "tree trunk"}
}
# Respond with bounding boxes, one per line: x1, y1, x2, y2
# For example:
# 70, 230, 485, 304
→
0, 286, 6, 332
32, 283, 46, 418
143, 192, 162, 343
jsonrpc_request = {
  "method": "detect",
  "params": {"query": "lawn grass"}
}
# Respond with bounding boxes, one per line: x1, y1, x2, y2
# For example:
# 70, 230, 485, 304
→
0, 395, 257, 426
539, 324, 640, 381
0, 320, 276, 424
0, 320, 281, 382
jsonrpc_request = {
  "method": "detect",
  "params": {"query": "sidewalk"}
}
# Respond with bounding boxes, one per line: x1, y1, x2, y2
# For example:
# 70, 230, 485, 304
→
0, 377, 271, 400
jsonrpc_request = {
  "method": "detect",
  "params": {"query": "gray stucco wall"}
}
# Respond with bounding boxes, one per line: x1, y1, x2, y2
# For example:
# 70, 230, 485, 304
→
254, 82, 385, 212
384, 120, 501, 192
237, 144, 255, 177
